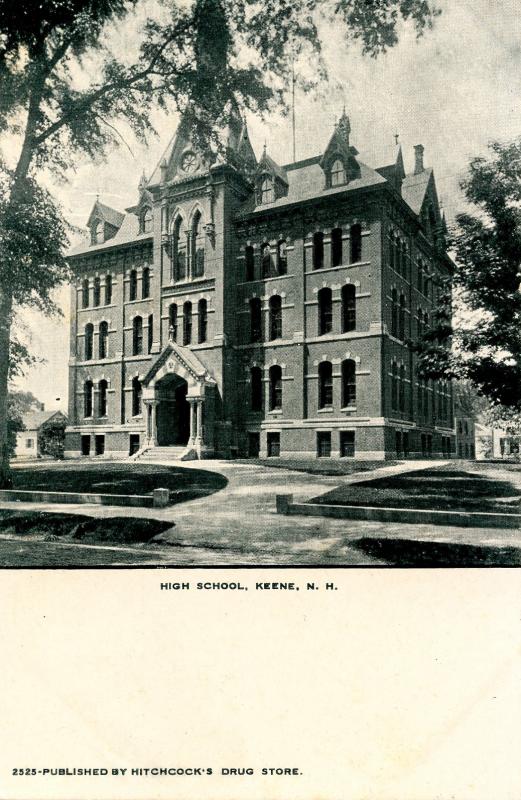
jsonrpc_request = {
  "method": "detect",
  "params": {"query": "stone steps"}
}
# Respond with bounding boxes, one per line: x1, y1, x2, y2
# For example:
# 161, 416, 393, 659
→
137, 446, 187, 462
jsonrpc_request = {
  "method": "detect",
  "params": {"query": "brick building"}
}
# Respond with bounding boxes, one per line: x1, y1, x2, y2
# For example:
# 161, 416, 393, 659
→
65, 106, 454, 460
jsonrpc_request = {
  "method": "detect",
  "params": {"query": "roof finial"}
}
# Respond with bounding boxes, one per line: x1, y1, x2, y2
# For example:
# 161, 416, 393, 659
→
263, 140, 267, 157
394, 132, 400, 146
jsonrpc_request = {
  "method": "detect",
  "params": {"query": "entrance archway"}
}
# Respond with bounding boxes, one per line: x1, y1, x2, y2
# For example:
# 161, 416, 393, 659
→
155, 374, 190, 446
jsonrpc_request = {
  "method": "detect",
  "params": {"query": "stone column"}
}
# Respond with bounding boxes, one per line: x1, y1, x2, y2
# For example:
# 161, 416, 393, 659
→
150, 400, 158, 446
195, 400, 204, 446
189, 399, 197, 444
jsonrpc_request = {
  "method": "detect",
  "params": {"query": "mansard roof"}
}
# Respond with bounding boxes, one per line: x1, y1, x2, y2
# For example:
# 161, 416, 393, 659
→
86, 200, 125, 230
256, 151, 288, 184
69, 207, 152, 257
401, 168, 435, 215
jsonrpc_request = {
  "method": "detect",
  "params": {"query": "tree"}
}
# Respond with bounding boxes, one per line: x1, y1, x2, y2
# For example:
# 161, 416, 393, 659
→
0, 0, 440, 485
417, 139, 521, 412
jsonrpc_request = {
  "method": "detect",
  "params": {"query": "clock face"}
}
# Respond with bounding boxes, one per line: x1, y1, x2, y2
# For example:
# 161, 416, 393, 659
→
181, 152, 198, 174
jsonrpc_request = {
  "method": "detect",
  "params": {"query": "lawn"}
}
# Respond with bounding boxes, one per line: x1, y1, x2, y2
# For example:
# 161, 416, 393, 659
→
11, 462, 228, 504
312, 463, 521, 515
0, 510, 173, 544
235, 458, 397, 476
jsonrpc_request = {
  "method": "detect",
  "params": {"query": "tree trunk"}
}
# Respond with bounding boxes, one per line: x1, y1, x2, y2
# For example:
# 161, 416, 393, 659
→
0, 289, 13, 488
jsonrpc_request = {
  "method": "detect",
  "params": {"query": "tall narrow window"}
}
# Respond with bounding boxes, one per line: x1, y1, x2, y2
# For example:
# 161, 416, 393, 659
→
147, 314, 153, 353
251, 366, 262, 412
350, 224, 362, 263
81, 279, 89, 309
142, 266, 150, 299
142, 207, 152, 233
99, 321, 108, 359
98, 379, 108, 417
277, 240, 287, 275
391, 288, 398, 337
132, 316, 143, 355
93, 276, 101, 307
399, 364, 406, 411
84, 323, 93, 361
173, 216, 186, 281
400, 241, 407, 279
392, 362, 398, 410
318, 361, 333, 408
341, 284, 356, 332
250, 297, 262, 342
269, 295, 282, 341
132, 377, 142, 417
318, 287, 333, 336
169, 303, 178, 341
399, 293, 406, 340
183, 301, 192, 345
389, 232, 395, 271
417, 308, 424, 341
129, 269, 138, 301
313, 232, 324, 270
269, 365, 282, 411
198, 299, 208, 343
261, 175, 274, 204
105, 274, 112, 305
192, 211, 205, 278
84, 380, 93, 417
245, 246, 255, 281
93, 220, 103, 245
342, 360, 356, 407
331, 227, 343, 267
262, 243, 273, 278
330, 159, 346, 187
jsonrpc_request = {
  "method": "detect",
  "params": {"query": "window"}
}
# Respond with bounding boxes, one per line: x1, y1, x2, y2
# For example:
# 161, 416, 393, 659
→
132, 316, 143, 355
341, 359, 356, 407
129, 269, 138, 301
400, 241, 407, 279
192, 210, 205, 278
399, 364, 406, 412
129, 433, 140, 456
81, 435, 91, 456
245, 246, 255, 281
98, 379, 108, 417
82, 279, 89, 309
183, 301, 192, 345
267, 431, 280, 457
318, 361, 333, 408
95, 434, 105, 456
250, 297, 262, 342
93, 276, 101, 307
132, 377, 142, 416
142, 207, 152, 234
341, 284, 356, 332
318, 287, 333, 336
340, 430, 355, 458
25, 438, 34, 448
350, 224, 362, 263
251, 366, 263, 412
269, 295, 282, 340
169, 303, 178, 341
105, 274, 112, 305
330, 159, 346, 187
93, 220, 103, 245
417, 259, 423, 291
417, 308, 424, 341
172, 216, 186, 281
261, 175, 274, 204
331, 227, 343, 267
317, 431, 332, 458
198, 299, 207, 343
262, 243, 273, 278
269, 365, 282, 411
277, 240, 287, 275
399, 293, 406, 340
142, 266, 150, 299
84, 323, 93, 361
148, 313, 153, 353
389, 232, 395, 271
313, 232, 324, 270
99, 321, 108, 359
391, 288, 398, 337
391, 362, 398, 410
84, 380, 93, 417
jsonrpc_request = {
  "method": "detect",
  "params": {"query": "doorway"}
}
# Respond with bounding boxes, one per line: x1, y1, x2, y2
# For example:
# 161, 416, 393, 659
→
156, 375, 190, 446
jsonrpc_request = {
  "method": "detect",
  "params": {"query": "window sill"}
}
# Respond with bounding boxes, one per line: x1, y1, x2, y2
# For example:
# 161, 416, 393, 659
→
268, 409, 283, 415
317, 407, 334, 413
341, 406, 357, 412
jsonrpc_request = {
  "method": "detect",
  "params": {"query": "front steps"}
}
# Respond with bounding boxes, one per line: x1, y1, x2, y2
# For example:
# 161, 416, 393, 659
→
134, 445, 188, 462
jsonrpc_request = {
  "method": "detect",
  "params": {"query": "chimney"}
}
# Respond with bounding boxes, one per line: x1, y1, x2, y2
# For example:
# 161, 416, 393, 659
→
414, 144, 425, 175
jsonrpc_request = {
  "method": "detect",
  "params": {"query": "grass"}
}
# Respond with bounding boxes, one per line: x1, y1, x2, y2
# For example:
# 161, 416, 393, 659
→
0, 510, 172, 544
350, 537, 521, 566
11, 462, 228, 505
235, 458, 397, 476
312, 464, 521, 514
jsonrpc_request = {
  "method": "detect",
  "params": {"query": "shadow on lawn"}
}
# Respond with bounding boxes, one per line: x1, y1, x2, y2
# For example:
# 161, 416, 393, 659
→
351, 537, 521, 566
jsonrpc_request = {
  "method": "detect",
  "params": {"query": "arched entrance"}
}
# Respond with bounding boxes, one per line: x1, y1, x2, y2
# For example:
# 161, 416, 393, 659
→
155, 374, 190, 446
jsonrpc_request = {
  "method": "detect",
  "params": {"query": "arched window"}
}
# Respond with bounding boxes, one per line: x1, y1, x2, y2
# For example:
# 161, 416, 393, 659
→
318, 361, 333, 408
84, 323, 94, 361
132, 316, 143, 355
198, 299, 208, 343
389, 232, 395, 271
99, 321, 108, 359
129, 269, 138, 301
331, 227, 343, 267
342, 360, 356, 407
417, 259, 423, 291
81, 279, 89, 309
341, 284, 356, 332
417, 308, 424, 341
169, 303, 178, 341
84, 380, 93, 417
350, 224, 362, 263
330, 159, 346, 187
172, 216, 186, 281
391, 288, 398, 337
132, 377, 142, 417
142, 266, 150, 299
142, 207, 153, 234
313, 231, 324, 270
251, 366, 263, 412
261, 242, 273, 278
98, 379, 108, 417
269, 365, 282, 410
318, 287, 333, 335
250, 297, 262, 342
147, 313, 153, 353
183, 301, 192, 345
245, 246, 255, 281
192, 210, 205, 278
399, 364, 406, 411
92, 220, 103, 245
105, 274, 112, 305
391, 362, 398, 410
400, 241, 407, 278
261, 175, 274, 204
269, 295, 282, 340
277, 240, 287, 275
93, 276, 101, 307
399, 293, 406, 340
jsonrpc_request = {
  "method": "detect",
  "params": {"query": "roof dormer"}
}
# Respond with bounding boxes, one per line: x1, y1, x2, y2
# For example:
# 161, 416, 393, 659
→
255, 149, 288, 205
86, 200, 125, 246
320, 109, 361, 189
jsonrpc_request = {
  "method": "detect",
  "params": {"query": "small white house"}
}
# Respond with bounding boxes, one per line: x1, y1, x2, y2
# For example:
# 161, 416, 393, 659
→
14, 411, 67, 459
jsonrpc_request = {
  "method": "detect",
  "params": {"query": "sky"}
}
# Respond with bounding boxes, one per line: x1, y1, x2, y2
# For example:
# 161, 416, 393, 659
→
9, 0, 521, 410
